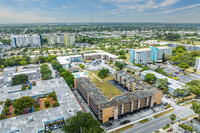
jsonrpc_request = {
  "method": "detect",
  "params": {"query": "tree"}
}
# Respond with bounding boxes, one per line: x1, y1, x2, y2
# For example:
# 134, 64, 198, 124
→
62, 111, 104, 133
5, 99, 12, 107
154, 67, 168, 76
118, 50, 126, 55
145, 73, 156, 83
98, 68, 109, 78
45, 100, 51, 108
61, 71, 75, 88
177, 86, 189, 99
115, 61, 126, 70
121, 34, 127, 39
178, 62, 189, 69
12, 74, 28, 86
186, 80, 200, 96
141, 65, 150, 71
156, 78, 168, 93
13, 96, 35, 115
191, 101, 200, 120
20, 60, 27, 66
119, 55, 127, 60
170, 114, 176, 129
52, 60, 62, 70
162, 53, 166, 63
0, 65, 5, 69
79, 64, 85, 69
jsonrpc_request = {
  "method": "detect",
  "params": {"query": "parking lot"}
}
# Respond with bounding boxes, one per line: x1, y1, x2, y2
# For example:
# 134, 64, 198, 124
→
148, 63, 200, 84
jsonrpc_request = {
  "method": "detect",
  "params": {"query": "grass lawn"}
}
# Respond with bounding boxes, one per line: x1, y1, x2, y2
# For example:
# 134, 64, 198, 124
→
40, 98, 53, 110
86, 71, 101, 83
110, 124, 134, 133
139, 118, 149, 123
153, 108, 174, 118
96, 82, 122, 100
92, 71, 114, 82
162, 124, 170, 130
126, 53, 132, 65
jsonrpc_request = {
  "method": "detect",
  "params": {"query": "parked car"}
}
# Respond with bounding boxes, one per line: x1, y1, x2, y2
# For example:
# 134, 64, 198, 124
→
45, 125, 49, 131
49, 125, 53, 130
58, 123, 63, 128
54, 124, 57, 130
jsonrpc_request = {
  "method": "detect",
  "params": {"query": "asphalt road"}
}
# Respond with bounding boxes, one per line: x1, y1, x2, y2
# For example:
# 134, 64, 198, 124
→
123, 115, 171, 133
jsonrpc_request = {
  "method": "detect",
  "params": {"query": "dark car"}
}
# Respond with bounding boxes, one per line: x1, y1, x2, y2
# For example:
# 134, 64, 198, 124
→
58, 123, 63, 128
49, 124, 53, 130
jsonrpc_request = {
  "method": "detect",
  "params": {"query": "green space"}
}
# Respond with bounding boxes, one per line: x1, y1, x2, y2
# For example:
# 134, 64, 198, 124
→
153, 108, 174, 118
139, 118, 149, 123
11, 74, 28, 86
40, 63, 52, 80
162, 124, 170, 130
96, 82, 122, 100
110, 124, 134, 133
0, 92, 59, 120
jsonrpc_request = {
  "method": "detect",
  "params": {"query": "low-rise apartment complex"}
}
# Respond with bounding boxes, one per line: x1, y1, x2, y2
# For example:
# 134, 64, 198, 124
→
56, 55, 82, 69
75, 71, 162, 123
11, 35, 42, 47
130, 46, 172, 64
168, 43, 200, 51
195, 57, 200, 71
83, 53, 118, 62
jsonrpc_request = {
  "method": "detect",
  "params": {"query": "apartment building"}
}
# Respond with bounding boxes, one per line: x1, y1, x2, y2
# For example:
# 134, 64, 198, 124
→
56, 55, 82, 69
130, 46, 172, 64
140, 70, 185, 96
168, 43, 200, 51
75, 71, 162, 123
83, 53, 119, 62
11, 35, 42, 47
195, 57, 200, 71
48, 34, 75, 46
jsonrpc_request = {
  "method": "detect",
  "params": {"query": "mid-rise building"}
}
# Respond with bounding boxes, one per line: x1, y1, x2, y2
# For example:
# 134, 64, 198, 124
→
48, 34, 75, 46
56, 55, 82, 69
168, 43, 200, 51
130, 46, 172, 64
11, 35, 42, 47
75, 71, 162, 123
83, 52, 119, 62
195, 57, 200, 71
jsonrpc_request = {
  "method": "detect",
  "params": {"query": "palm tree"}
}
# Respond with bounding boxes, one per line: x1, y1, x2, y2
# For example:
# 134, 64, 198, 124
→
170, 114, 177, 130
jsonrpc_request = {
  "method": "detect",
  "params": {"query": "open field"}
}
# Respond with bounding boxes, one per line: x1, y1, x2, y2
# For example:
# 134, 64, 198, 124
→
92, 71, 114, 81
96, 82, 122, 100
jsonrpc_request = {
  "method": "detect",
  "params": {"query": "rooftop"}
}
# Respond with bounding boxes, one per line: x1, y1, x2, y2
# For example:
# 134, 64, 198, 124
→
0, 70, 82, 133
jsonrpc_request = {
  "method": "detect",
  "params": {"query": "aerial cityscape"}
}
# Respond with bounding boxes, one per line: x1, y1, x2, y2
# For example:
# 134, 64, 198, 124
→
0, 0, 200, 133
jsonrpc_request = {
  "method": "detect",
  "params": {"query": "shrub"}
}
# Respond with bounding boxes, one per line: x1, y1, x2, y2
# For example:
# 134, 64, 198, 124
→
5, 99, 12, 107
47, 92, 57, 101
79, 64, 85, 69
179, 123, 193, 131
53, 101, 59, 107
34, 103, 40, 108
32, 81, 36, 86
127, 70, 131, 73
162, 124, 170, 130
22, 85, 27, 90
45, 100, 51, 108
132, 71, 135, 74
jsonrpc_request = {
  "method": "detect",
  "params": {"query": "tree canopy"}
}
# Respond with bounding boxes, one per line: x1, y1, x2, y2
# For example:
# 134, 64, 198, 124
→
191, 101, 200, 120
52, 60, 62, 70
115, 61, 126, 70
145, 73, 157, 83
98, 68, 109, 78
12, 74, 28, 86
62, 111, 104, 133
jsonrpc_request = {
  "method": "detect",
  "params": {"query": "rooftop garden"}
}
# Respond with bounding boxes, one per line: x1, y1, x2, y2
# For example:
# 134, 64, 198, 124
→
0, 92, 59, 120
11, 74, 28, 86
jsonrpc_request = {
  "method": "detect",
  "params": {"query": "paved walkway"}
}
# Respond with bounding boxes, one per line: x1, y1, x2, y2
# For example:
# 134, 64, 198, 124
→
9, 107, 13, 118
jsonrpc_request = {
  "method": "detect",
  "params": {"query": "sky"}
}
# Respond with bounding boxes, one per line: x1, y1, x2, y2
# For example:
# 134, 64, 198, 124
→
0, 0, 200, 24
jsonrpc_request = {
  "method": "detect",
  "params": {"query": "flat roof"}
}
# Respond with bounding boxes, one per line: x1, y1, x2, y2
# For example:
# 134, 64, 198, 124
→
0, 74, 82, 132
83, 52, 118, 58
134, 46, 172, 52
126, 65, 142, 71
57, 55, 82, 65
141, 70, 185, 90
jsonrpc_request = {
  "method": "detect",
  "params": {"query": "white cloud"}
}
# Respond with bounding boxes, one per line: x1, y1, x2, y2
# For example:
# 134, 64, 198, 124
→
62, 6, 68, 9
163, 3, 200, 13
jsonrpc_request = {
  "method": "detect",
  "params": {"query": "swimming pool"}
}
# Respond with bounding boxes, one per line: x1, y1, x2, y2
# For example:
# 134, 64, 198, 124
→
83, 72, 87, 75
74, 74, 81, 78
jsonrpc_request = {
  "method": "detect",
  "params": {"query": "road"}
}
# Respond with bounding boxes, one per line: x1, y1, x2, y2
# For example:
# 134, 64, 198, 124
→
124, 115, 171, 133
122, 97, 195, 133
